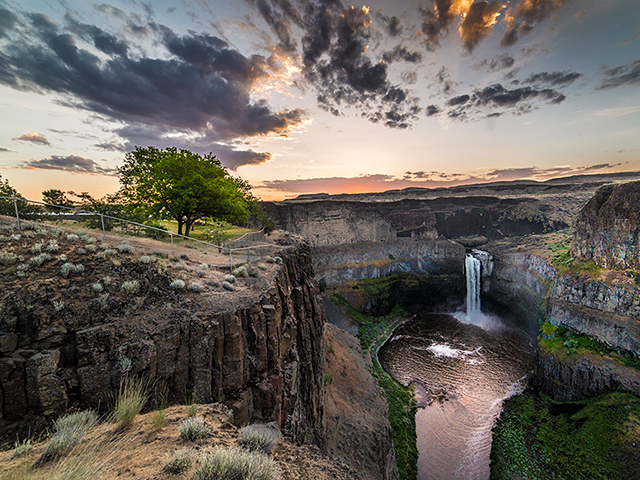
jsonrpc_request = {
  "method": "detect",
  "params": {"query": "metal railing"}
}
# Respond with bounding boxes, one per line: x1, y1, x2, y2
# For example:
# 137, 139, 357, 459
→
0, 196, 274, 270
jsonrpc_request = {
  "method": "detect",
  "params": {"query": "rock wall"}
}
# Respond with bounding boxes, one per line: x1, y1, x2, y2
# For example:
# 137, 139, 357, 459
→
0, 244, 325, 446
313, 239, 465, 285
572, 181, 640, 269
548, 275, 640, 355
264, 196, 567, 247
535, 348, 640, 401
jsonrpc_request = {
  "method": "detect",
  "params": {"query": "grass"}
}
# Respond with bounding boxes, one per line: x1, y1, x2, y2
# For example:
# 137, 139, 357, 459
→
179, 417, 211, 441
238, 424, 281, 453
164, 448, 194, 474
193, 447, 278, 480
539, 322, 640, 368
159, 221, 256, 242
40, 410, 98, 463
490, 391, 640, 480
112, 377, 146, 430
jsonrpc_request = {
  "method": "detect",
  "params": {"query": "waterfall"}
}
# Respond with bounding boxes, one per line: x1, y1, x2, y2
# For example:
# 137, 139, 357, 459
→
465, 254, 482, 316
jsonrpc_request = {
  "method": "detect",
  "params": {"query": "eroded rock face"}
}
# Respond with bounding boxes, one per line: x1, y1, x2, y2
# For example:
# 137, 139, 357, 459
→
0, 244, 325, 447
572, 181, 640, 269
535, 348, 640, 401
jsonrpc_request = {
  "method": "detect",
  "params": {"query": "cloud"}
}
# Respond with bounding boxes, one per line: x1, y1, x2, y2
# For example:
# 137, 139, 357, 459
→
459, 1, 505, 53
20, 154, 116, 175
0, 7, 19, 38
524, 71, 582, 86
501, 0, 568, 47
473, 53, 515, 72
14, 131, 51, 146
0, 146, 14, 152
382, 45, 423, 64
376, 14, 404, 37
259, 164, 620, 196
0, 7, 308, 158
598, 59, 640, 90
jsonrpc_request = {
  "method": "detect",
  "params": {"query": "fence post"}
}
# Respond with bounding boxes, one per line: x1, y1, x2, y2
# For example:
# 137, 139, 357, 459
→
170, 233, 174, 257
247, 248, 250, 264
13, 198, 20, 231
229, 249, 233, 271
100, 214, 106, 242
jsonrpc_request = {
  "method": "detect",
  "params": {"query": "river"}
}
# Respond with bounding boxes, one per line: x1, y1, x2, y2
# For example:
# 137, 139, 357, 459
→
378, 312, 534, 480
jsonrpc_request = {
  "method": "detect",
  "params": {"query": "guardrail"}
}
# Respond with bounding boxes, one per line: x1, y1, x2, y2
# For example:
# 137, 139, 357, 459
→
0, 196, 273, 271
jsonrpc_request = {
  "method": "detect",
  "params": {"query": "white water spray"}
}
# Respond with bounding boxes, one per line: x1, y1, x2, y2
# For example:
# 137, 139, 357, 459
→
465, 254, 482, 316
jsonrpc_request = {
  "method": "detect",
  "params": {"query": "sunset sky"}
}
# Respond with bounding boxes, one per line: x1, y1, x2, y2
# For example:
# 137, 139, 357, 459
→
0, 0, 639, 201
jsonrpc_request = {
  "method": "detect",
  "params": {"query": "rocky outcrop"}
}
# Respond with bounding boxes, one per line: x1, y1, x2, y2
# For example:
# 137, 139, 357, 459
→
548, 275, 640, 355
264, 196, 568, 247
572, 181, 640, 269
0, 243, 325, 446
324, 323, 399, 480
313, 239, 465, 285
535, 348, 640, 401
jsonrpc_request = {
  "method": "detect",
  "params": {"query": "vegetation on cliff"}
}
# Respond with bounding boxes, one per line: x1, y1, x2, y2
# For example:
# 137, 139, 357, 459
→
490, 390, 640, 479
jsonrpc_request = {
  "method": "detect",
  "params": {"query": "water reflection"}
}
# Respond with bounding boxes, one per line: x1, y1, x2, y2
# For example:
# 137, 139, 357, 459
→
378, 313, 533, 480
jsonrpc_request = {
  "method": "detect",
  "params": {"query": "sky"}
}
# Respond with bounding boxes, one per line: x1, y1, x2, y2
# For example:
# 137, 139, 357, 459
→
0, 0, 639, 201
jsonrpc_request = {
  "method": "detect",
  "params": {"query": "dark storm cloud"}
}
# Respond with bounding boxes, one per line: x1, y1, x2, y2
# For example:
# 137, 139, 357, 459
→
598, 59, 640, 90
244, 0, 302, 52
64, 13, 129, 56
0, 7, 307, 168
426, 105, 440, 116
20, 154, 116, 175
0, 146, 14, 152
382, 45, 422, 64
501, 0, 568, 47
419, 0, 457, 50
524, 71, 582, 86
376, 13, 403, 37
437, 83, 566, 120
0, 8, 19, 38
459, 1, 505, 53
473, 53, 515, 72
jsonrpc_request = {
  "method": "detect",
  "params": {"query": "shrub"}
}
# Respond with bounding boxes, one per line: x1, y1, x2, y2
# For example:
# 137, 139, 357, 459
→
40, 410, 97, 462
97, 294, 109, 310
86, 237, 97, 244
61, 263, 84, 278
200, 263, 209, 270
66, 234, 80, 241
238, 424, 281, 454
179, 253, 189, 260
233, 265, 248, 278
30, 243, 42, 253
188, 282, 204, 292
53, 300, 65, 312
164, 448, 194, 474
153, 250, 168, 258
104, 249, 117, 257
180, 417, 211, 441
58, 254, 67, 262
46, 241, 59, 252
76, 248, 87, 255
139, 255, 151, 264
224, 274, 236, 283
264, 256, 275, 264
0, 251, 18, 265
197, 269, 208, 277
91, 283, 103, 293
170, 279, 185, 290
112, 377, 146, 430
12, 436, 33, 458
273, 257, 282, 265
117, 243, 134, 254
193, 447, 278, 480
121, 280, 140, 294
85, 244, 97, 253
257, 263, 267, 271
30, 253, 51, 266
100, 243, 109, 250
222, 281, 235, 291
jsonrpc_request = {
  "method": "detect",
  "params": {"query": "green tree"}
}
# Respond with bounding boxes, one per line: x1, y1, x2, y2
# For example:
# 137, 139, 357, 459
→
42, 189, 73, 210
0, 174, 39, 218
118, 147, 252, 236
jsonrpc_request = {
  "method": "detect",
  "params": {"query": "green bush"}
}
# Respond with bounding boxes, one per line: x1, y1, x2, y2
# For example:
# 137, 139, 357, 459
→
40, 410, 98, 462
164, 448, 194, 474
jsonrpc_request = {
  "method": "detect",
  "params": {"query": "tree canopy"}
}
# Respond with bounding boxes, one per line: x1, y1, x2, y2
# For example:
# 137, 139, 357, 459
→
118, 147, 253, 236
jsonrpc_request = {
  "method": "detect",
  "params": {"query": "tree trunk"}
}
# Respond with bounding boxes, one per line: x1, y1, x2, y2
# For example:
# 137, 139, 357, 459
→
185, 219, 193, 237
177, 219, 183, 236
